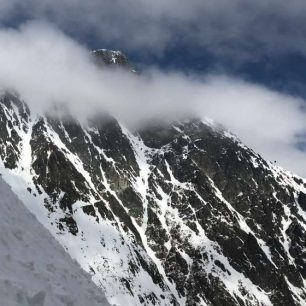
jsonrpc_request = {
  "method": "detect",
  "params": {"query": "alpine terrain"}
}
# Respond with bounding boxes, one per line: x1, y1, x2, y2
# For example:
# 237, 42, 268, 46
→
1, 49, 306, 306
0, 173, 110, 306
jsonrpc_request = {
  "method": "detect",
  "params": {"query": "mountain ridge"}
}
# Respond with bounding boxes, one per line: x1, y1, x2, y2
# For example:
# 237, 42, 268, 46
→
0, 50, 306, 305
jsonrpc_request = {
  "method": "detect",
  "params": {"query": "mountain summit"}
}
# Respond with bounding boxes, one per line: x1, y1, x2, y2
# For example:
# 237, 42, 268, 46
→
92, 49, 136, 71
0, 51, 306, 306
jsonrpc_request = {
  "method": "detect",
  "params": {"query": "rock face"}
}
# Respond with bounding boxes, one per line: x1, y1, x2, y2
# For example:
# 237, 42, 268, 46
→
0, 50, 306, 306
92, 49, 136, 71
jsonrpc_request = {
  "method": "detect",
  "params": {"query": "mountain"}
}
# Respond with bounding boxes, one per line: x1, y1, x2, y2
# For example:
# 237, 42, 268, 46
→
0, 174, 110, 306
0, 50, 306, 306
91, 49, 136, 71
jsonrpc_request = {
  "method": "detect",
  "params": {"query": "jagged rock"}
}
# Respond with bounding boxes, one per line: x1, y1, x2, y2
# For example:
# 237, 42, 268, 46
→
0, 53, 306, 305
91, 49, 136, 71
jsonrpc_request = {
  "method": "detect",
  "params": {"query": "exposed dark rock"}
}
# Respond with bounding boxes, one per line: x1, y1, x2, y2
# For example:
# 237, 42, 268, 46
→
91, 49, 135, 71
0, 86, 306, 305
298, 192, 306, 211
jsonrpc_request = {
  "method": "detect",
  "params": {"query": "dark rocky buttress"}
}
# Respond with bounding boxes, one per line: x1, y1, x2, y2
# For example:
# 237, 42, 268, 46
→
0, 51, 306, 306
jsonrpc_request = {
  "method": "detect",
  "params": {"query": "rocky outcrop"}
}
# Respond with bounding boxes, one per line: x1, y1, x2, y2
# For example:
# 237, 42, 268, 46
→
0, 50, 306, 305
0, 92, 306, 305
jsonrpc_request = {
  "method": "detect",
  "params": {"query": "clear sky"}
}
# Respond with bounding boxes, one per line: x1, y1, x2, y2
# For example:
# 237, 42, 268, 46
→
0, 0, 306, 175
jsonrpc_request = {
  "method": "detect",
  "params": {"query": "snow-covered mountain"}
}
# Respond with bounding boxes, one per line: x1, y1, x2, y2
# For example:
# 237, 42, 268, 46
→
1, 50, 306, 306
0, 175, 110, 306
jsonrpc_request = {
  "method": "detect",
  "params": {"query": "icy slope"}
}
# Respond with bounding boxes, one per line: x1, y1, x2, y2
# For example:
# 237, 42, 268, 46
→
0, 49, 306, 305
1, 91, 306, 305
0, 175, 110, 306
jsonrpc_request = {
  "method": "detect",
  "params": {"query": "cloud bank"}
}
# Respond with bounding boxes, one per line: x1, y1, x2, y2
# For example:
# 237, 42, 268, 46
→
1, 0, 306, 61
0, 22, 305, 176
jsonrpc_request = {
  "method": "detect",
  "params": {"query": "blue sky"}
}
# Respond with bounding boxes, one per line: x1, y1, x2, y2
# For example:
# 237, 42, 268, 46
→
132, 49, 306, 99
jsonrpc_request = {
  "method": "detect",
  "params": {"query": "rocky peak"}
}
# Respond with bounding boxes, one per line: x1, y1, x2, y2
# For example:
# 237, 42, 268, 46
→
1, 86, 306, 305
91, 49, 135, 71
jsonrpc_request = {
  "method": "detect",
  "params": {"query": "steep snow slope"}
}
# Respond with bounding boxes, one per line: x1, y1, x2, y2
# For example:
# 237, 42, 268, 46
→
1, 91, 306, 305
1, 50, 306, 306
0, 175, 110, 306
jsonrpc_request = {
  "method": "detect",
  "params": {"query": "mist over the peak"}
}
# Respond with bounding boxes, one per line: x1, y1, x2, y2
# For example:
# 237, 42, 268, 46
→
0, 21, 306, 176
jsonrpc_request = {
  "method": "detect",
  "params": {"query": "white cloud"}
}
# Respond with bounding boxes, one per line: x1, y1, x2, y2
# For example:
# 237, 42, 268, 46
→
1, 0, 306, 60
0, 22, 305, 176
